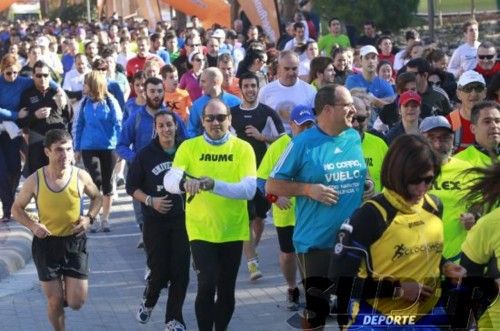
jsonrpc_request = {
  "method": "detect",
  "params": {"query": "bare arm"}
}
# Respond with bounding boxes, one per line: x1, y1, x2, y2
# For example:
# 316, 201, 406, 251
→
80, 169, 103, 218
11, 174, 51, 238
266, 177, 338, 205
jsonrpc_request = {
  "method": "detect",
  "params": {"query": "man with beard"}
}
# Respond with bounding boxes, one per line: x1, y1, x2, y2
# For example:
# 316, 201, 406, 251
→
230, 72, 285, 282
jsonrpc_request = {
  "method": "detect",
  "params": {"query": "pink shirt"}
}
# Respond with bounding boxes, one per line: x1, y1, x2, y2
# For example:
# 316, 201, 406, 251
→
179, 70, 202, 101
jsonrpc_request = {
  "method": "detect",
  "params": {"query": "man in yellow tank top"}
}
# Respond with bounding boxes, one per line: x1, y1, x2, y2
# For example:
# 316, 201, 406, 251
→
12, 129, 102, 331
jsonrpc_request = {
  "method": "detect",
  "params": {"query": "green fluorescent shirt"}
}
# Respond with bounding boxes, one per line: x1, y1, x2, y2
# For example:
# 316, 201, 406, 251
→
362, 132, 388, 193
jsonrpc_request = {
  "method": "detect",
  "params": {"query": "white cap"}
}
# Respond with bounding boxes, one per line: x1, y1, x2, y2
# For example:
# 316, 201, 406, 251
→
457, 70, 486, 87
212, 29, 226, 39
419, 116, 453, 133
36, 36, 50, 47
359, 45, 378, 57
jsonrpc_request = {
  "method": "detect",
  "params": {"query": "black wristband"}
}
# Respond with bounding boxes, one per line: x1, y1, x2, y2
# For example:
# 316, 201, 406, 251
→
86, 213, 96, 224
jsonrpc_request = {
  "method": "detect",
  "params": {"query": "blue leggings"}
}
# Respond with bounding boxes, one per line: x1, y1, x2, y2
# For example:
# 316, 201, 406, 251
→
0, 133, 21, 218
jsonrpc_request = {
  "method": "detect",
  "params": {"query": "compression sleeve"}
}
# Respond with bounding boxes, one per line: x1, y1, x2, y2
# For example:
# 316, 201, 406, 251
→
213, 176, 256, 200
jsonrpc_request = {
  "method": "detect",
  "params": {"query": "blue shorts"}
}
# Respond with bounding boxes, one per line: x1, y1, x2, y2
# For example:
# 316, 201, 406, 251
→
347, 300, 450, 330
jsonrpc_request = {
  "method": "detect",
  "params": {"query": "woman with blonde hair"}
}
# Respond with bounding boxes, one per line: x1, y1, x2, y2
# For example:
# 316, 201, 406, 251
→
74, 71, 122, 232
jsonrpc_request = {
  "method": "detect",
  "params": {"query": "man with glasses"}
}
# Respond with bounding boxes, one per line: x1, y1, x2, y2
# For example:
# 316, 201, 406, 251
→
446, 70, 486, 152
473, 41, 499, 85
406, 58, 451, 117
163, 98, 257, 331
18, 61, 71, 175
187, 67, 240, 137
352, 95, 388, 193
266, 85, 367, 330
421, 116, 475, 263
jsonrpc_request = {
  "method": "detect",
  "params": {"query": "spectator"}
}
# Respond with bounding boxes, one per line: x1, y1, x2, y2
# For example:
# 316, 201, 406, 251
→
448, 19, 480, 78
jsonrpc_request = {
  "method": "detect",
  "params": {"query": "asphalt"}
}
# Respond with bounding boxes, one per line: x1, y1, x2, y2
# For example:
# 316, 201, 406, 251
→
0, 221, 33, 281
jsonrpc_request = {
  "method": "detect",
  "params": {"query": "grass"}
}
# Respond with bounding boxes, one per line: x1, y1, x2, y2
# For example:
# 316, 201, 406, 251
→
418, 0, 498, 13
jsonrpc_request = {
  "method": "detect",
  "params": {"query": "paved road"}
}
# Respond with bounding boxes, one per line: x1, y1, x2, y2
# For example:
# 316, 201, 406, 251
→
0, 188, 339, 330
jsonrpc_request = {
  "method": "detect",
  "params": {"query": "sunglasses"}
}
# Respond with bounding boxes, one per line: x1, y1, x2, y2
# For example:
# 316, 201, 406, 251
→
190, 43, 201, 47
193, 58, 204, 62
352, 115, 368, 123
4, 71, 18, 76
408, 175, 434, 185
460, 84, 484, 93
35, 73, 50, 78
478, 54, 494, 60
204, 114, 228, 122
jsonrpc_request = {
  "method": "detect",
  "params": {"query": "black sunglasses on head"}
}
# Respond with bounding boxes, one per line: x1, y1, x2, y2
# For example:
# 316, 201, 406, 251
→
204, 114, 228, 122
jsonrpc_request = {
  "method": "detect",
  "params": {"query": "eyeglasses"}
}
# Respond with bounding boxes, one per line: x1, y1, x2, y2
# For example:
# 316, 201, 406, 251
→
35, 73, 50, 78
478, 54, 494, 60
352, 115, 368, 123
460, 84, 485, 93
193, 58, 204, 62
408, 175, 434, 185
190, 43, 201, 47
333, 102, 355, 109
4, 71, 18, 76
204, 114, 228, 122
428, 81, 441, 87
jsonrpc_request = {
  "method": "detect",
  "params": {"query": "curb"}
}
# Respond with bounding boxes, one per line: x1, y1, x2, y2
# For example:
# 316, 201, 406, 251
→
0, 222, 33, 281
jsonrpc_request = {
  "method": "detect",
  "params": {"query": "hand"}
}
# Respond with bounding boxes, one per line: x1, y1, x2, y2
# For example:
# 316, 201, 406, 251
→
245, 125, 264, 141
460, 213, 476, 230
363, 179, 376, 200
35, 107, 51, 119
184, 178, 202, 196
151, 196, 173, 214
275, 196, 292, 210
72, 216, 90, 236
305, 184, 338, 205
18, 107, 29, 119
31, 222, 52, 238
397, 281, 434, 302
442, 262, 466, 285
198, 176, 215, 191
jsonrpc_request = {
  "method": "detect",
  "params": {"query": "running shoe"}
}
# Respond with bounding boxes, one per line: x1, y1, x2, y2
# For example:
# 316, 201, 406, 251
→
287, 287, 300, 311
247, 258, 263, 281
144, 267, 151, 281
101, 218, 110, 232
90, 215, 101, 233
136, 301, 153, 324
165, 319, 186, 331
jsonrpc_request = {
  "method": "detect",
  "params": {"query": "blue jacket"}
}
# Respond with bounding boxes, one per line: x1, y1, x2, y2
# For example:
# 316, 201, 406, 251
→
74, 95, 122, 151
187, 91, 241, 137
117, 105, 187, 163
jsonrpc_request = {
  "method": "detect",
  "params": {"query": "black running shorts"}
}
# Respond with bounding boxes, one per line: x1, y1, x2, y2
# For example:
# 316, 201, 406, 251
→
276, 225, 295, 253
247, 192, 271, 220
32, 234, 89, 281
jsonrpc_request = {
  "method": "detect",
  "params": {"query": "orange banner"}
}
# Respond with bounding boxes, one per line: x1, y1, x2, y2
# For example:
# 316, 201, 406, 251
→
160, 0, 231, 28
237, 0, 280, 43
136, 0, 162, 28
0, 0, 22, 12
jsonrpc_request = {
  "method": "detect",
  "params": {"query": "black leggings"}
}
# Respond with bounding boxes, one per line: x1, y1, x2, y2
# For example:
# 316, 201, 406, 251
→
142, 218, 190, 324
82, 149, 117, 195
190, 240, 243, 331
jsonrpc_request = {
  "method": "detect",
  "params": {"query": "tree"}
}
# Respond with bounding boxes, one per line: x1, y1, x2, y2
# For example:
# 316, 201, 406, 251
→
313, 0, 420, 34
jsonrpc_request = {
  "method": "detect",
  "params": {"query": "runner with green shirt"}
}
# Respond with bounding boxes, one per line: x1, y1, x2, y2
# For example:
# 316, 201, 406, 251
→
420, 116, 476, 263
455, 101, 499, 167
163, 98, 256, 331
257, 105, 315, 311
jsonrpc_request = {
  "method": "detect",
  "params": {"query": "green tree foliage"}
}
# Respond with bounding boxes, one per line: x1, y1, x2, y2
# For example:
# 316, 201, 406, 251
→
314, 0, 420, 33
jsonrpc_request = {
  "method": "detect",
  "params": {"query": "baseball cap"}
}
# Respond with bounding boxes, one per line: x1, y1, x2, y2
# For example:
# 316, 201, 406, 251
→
399, 90, 421, 106
36, 36, 50, 47
290, 105, 315, 125
359, 45, 378, 57
457, 70, 486, 87
212, 29, 226, 39
419, 116, 453, 133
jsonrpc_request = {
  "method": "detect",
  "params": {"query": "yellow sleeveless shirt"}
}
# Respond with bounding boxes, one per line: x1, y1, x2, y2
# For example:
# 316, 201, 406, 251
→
36, 166, 81, 236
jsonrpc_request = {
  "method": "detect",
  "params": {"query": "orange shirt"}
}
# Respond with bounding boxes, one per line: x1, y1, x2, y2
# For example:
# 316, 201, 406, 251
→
223, 78, 242, 99
164, 88, 192, 123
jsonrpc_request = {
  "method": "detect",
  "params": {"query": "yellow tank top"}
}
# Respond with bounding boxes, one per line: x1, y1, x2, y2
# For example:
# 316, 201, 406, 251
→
36, 166, 81, 236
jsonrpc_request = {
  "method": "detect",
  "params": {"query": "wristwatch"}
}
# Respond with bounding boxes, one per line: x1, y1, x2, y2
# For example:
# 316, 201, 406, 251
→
86, 213, 96, 224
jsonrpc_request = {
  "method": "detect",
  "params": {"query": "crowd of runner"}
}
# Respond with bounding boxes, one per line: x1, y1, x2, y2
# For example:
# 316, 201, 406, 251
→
0, 2, 499, 330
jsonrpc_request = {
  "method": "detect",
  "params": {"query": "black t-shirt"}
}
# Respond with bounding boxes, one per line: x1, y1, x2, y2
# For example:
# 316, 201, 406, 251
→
230, 103, 285, 166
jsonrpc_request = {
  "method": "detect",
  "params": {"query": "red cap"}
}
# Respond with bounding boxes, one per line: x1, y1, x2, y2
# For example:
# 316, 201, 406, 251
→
399, 90, 421, 106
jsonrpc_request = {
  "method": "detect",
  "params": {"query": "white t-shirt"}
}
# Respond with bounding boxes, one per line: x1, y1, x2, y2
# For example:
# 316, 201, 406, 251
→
447, 41, 480, 78
257, 79, 316, 133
